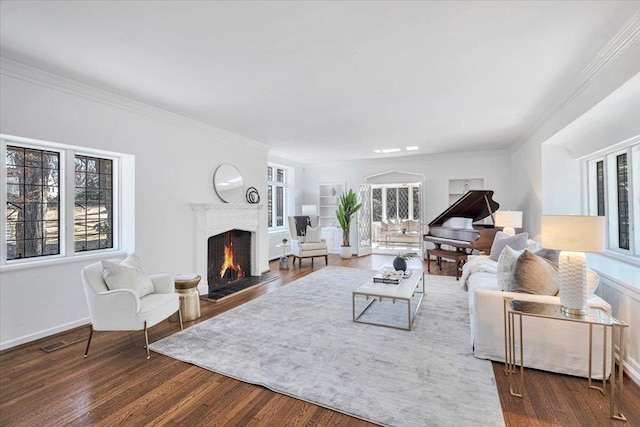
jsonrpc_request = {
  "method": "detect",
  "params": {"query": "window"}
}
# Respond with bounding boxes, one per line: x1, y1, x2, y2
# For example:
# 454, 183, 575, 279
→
372, 188, 382, 222
586, 141, 638, 258
267, 165, 286, 229
371, 184, 421, 222
74, 155, 113, 252
5, 146, 60, 259
2, 135, 120, 265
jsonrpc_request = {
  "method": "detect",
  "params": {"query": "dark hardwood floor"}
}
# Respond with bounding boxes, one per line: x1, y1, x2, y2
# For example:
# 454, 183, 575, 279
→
1, 254, 638, 426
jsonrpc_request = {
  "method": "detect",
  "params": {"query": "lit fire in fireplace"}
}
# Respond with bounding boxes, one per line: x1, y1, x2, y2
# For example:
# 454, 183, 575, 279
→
219, 243, 244, 280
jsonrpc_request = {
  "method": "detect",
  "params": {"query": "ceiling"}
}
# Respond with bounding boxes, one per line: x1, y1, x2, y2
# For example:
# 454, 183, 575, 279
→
1, 1, 638, 164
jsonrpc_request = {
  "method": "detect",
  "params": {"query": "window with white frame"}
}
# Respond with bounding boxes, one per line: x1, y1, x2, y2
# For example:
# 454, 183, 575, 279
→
267, 165, 286, 229
2, 136, 120, 263
371, 184, 421, 222
585, 141, 639, 258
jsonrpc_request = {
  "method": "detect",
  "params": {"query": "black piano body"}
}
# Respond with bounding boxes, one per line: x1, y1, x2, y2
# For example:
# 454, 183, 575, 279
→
424, 190, 500, 254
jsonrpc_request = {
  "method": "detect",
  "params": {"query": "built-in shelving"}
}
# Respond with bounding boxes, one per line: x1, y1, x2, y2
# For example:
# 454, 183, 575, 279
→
318, 183, 344, 254
318, 183, 344, 228
448, 178, 484, 205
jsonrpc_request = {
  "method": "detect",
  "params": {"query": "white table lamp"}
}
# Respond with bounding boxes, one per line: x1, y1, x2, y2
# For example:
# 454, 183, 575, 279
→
541, 215, 605, 316
495, 211, 523, 236
301, 204, 317, 216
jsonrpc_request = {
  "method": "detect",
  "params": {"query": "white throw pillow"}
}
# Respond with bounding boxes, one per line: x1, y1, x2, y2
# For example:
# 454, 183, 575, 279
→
497, 246, 524, 291
525, 239, 542, 252
489, 231, 529, 261
305, 225, 322, 243
102, 253, 155, 297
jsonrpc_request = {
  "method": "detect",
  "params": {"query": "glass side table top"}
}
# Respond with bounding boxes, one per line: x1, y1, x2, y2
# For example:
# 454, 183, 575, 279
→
504, 298, 626, 327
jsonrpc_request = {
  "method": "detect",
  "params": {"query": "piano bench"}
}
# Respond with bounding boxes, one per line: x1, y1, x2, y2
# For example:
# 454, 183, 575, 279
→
426, 249, 468, 280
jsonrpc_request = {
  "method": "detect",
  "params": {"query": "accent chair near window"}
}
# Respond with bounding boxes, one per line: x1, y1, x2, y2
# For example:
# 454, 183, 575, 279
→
81, 255, 182, 359
287, 216, 328, 267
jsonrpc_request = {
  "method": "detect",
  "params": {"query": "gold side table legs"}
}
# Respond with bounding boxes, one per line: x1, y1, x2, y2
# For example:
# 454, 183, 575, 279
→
503, 297, 627, 421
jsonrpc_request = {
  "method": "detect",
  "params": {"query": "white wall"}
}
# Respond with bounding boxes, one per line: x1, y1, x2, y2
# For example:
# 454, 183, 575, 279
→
541, 145, 581, 215
0, 63, 270, 349
301, 149, 513, 239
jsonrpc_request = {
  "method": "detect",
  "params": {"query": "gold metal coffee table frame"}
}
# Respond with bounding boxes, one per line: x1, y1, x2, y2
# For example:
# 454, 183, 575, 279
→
352, 269, 425, 331
503, 297, 628, 421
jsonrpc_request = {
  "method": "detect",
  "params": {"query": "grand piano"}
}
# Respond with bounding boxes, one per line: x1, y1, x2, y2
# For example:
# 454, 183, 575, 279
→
424, 190, 501, 255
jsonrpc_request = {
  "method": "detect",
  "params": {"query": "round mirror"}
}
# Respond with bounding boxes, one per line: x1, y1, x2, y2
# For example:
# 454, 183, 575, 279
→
213, 163, 244, 203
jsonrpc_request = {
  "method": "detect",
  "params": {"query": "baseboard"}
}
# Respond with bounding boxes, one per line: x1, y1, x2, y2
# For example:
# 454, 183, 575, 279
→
624, 354, 640, 386
0, 317, 90, 351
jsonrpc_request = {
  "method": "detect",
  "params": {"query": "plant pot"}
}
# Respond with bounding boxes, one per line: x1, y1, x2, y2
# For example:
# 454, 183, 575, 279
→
393, 257, 407, 272
340, 246, 352, 259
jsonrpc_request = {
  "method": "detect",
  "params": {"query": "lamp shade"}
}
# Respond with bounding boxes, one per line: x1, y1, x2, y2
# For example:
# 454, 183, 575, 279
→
541, 215, 605, 252
495, 211, 523, 228
301, 204, 317, 215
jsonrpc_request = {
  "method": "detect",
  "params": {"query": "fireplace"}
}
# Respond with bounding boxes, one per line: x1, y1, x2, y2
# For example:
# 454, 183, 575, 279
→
191, 203, 266, 295
208, 229, 251, 292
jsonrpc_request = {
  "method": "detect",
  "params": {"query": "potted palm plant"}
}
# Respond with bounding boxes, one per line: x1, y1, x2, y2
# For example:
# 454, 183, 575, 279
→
336, 188, 362, 259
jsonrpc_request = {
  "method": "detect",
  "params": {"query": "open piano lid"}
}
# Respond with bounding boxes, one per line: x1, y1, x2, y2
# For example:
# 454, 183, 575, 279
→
428, 190, 500, 226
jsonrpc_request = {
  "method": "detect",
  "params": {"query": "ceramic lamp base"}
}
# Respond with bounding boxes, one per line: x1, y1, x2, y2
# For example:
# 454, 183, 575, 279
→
558, 250, 587, 316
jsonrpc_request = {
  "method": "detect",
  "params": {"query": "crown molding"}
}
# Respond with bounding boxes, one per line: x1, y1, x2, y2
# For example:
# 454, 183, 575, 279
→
516, 10, 640, 150
0, 57, 270, 153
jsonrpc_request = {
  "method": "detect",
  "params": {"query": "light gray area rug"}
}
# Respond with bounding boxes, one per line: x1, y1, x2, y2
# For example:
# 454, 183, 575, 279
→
150, 266, 504, 427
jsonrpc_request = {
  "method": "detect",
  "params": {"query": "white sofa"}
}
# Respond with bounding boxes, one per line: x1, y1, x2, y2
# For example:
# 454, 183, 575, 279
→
461, 254, 612, 379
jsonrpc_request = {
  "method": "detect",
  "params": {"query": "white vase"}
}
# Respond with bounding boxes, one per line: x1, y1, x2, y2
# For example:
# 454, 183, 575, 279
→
340, 246, 352, 259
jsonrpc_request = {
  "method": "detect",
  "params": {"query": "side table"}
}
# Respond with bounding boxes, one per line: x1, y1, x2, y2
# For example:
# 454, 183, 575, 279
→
276, 243, 290, 269
169, 274, 201, 322
503, 297, 628, 421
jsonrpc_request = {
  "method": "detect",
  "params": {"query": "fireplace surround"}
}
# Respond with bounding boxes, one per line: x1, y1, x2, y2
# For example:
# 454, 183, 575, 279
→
191, 203, 265, 294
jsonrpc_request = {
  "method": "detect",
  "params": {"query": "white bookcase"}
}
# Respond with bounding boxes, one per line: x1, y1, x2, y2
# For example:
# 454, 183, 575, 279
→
318, 183, 344, 228
318, 183, 344, 254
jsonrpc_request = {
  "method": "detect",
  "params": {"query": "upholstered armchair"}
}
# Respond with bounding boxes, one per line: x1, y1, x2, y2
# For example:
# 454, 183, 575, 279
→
288, 216, 328, 267
81, 258, 182, 359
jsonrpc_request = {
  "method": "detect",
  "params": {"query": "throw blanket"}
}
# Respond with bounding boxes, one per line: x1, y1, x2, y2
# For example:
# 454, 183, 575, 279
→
294, 216, 311, 237
460, 255, 497, 291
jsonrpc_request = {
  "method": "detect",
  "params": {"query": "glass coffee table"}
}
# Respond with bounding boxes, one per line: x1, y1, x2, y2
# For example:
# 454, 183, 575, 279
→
352, 269, 424, 331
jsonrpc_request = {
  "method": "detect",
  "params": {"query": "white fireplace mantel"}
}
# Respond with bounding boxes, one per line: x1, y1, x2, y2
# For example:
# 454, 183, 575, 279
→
191, 203, 265, 293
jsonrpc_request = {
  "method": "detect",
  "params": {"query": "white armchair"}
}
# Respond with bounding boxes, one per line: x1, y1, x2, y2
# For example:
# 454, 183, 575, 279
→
288, 216, 328, 267
81, 259, 182, 359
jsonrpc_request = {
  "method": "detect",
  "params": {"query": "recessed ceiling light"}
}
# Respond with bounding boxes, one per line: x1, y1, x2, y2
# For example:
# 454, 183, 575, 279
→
374, 149, 382, 153
406, 146, 419, 151
381, 148, 401, 154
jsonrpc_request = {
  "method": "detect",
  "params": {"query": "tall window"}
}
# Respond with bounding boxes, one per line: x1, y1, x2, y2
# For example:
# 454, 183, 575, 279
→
586, 141, 638, 257
3, 136, 119, 264
371, 184, 421, 222
267, 165, 286, 229
5, 146, 60, 259
74, 155, 113, 252
372, 188, 382, 221
616, 153, 629, 250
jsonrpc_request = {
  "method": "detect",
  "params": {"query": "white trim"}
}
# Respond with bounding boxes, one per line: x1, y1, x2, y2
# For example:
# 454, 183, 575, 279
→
0, 317, 90, 351
0, 58, 270, 153
0, 250, 126, 273
1, 134, 128, 267
514, 11, 640, 150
